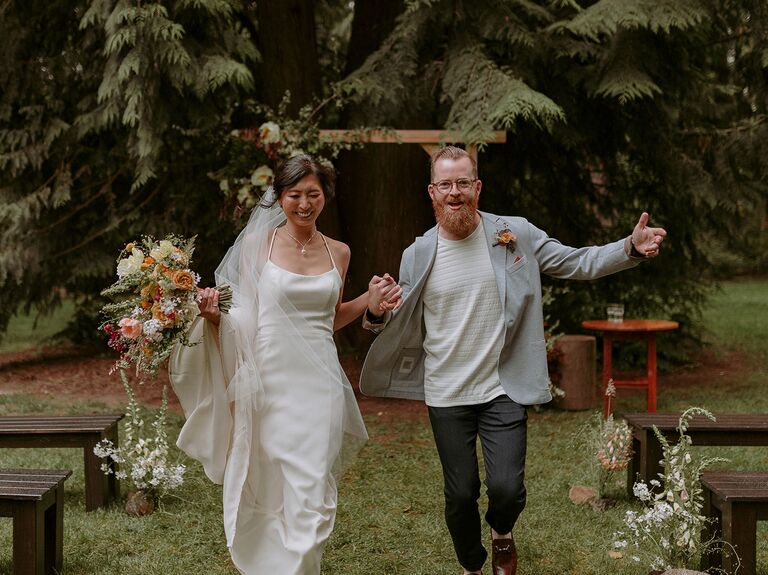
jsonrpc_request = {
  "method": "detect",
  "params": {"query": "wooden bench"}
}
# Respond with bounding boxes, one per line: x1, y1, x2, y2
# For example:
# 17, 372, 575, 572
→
0, 468, 72, 575
0, 415, 123, 511
623, 412, 768, 496
700, 471, 768, 575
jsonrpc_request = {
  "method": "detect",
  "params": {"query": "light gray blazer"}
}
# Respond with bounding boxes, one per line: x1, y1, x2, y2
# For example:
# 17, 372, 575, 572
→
359, 211, 640, 406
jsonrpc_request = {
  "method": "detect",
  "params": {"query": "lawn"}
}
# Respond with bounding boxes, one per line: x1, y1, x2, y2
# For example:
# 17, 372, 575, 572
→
0, 279, 766, 574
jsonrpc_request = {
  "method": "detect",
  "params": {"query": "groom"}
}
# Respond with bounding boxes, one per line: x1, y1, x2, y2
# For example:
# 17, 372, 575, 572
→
360, 146, 666, 575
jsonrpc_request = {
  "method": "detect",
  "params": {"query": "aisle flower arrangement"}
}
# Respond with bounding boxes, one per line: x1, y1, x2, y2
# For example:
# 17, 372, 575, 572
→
94, 371, 185, 514
612, 407, 734, 572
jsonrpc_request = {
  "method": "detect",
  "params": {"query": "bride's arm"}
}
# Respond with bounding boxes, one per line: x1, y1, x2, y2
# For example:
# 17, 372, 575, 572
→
331, 242, 402, 332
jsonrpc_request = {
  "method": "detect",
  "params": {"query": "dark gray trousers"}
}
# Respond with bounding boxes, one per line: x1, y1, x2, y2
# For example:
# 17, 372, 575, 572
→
427, 394, 528, 572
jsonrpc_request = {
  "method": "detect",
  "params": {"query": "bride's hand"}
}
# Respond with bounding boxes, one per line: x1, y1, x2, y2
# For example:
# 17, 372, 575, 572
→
197, 287, 221, 325
368, 273, 402, 316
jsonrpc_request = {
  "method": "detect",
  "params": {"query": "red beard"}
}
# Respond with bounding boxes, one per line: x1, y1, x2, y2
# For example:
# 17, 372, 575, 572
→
432, 193, 479, 238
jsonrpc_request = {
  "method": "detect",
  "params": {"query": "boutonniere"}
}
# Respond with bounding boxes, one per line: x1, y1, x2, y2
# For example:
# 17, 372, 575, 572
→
493, 228, 517, 251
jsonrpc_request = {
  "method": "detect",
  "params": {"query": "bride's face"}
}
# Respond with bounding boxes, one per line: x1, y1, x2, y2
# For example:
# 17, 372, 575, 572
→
279, 174, 326, 228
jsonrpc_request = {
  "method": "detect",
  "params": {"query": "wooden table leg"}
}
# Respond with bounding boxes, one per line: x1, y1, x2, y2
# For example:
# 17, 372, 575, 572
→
12, 500, 45, 575
723, 502, 757, 575
647, 334, 657, 412
602, 334, 613, 417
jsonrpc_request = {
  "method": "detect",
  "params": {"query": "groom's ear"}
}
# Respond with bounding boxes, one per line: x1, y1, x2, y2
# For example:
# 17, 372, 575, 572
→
427, 183, 436, 201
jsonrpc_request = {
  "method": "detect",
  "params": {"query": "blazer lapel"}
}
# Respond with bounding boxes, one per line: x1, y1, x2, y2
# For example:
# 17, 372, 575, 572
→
412, 227, 438, 290
482, 212, 508, 314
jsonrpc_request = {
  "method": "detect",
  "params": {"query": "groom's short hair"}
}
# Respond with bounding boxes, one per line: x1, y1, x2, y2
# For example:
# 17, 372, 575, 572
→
430, 145, 477, 179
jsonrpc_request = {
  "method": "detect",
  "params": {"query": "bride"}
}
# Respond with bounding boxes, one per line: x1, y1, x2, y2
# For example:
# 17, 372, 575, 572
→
170, 154, 401, 574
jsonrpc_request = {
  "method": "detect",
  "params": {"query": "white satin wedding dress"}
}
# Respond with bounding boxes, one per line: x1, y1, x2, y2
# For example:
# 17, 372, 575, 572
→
170, 231, 367, 575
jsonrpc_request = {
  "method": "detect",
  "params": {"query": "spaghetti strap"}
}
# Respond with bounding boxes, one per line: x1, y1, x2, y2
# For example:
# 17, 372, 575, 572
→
320, 234, 336, 270
267, 228, 278, 261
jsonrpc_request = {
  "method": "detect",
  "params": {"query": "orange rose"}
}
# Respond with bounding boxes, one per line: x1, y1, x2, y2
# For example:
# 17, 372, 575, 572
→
499, 231, 515, 243
141, 256, 155, 270
141, 283, 161, 301
172, 270, 195, 291
152, 303, 174, 327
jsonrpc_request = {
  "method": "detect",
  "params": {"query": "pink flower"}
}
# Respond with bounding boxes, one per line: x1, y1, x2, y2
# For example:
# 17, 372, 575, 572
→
118, 318, 143, 340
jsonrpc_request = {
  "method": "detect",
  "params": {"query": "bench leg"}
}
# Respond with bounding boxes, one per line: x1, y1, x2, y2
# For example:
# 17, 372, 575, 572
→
105, 427, 121, 505
628, 430, 664, 493
44, 485, 65, 573
12, 500, 45, 575
84, 438, 113, 511
722, 502, 757, 575
700, 486, 722, 571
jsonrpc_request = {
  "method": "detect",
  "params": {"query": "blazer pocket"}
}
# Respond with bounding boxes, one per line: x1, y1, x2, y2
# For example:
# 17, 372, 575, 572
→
505, 254, 528, 275
389, 347, 424, 390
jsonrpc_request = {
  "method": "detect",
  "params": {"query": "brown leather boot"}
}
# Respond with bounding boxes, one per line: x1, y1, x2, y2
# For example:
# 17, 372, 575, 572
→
491, 535, 517, 575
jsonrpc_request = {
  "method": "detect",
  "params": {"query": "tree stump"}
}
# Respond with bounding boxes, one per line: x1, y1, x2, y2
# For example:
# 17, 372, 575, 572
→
552, 335, 597, 410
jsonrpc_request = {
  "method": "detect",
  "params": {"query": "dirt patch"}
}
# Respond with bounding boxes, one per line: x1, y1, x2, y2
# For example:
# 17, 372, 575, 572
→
0, 346, 427, 420
0, 344, 748, 421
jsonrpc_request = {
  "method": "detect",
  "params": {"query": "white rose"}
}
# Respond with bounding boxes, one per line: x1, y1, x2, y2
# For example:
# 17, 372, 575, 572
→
258, 121, 281, 144
250, 165, 274, 189
150, 240, 175, 261
116, 249, 144, 277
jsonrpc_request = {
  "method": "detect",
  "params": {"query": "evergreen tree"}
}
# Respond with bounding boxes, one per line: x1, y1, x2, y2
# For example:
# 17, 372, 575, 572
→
0, 0, 257, 338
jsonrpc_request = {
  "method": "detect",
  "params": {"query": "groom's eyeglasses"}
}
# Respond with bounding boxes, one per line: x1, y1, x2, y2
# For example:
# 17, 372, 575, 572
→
431, 178, 476, 194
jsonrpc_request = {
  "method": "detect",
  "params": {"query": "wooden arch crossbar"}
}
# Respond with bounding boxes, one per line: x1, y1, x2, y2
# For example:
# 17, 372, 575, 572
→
318, 129, 506, 167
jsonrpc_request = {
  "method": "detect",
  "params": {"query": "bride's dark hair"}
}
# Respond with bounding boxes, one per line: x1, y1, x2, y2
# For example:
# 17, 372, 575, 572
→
263, 155, 336, 207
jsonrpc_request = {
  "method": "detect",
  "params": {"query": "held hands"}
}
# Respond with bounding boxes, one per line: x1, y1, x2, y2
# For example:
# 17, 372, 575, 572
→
368, 273, 403, 317
631, 212, 667, 258
197, 287, 221, 325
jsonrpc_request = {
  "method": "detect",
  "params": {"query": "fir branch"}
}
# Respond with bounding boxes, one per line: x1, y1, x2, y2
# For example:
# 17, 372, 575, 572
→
442, 45, 565, 139
550, 0, 708, 41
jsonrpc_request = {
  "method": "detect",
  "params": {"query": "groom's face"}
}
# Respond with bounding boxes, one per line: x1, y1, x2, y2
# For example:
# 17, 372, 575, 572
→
428, 157, 482, 238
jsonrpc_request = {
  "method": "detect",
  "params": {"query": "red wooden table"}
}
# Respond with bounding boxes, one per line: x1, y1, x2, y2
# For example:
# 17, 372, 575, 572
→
581, 319, 679, 417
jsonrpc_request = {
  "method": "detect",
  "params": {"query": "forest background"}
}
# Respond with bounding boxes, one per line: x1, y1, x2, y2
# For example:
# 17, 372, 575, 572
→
1, 0, 766, 356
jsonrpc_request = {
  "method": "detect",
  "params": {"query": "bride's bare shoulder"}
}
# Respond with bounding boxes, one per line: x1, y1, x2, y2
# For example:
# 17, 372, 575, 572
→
323, 235, 351, 264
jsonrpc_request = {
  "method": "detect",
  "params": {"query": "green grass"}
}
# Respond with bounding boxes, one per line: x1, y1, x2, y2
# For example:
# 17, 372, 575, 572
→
0, 279, 766, 574
701, 277, 768, 362
0, 300, 75, 353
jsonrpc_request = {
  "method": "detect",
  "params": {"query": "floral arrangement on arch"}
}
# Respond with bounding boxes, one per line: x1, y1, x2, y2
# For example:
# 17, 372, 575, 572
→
612, 407, 735, 572
211, 95, 360, 219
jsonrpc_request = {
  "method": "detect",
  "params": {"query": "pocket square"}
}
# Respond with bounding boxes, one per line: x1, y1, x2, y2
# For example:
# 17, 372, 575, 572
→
514, 255, 521, 263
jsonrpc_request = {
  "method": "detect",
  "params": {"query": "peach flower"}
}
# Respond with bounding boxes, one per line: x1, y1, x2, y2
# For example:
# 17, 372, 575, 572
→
118, 318, 143, 339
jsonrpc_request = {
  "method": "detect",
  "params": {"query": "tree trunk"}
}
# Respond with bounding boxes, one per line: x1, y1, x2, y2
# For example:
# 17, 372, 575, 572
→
335, 1, 435, 354
255, 0, 321, 113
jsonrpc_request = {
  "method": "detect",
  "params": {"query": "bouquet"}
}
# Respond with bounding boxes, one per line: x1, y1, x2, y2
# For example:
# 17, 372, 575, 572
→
100, 234, 231, 378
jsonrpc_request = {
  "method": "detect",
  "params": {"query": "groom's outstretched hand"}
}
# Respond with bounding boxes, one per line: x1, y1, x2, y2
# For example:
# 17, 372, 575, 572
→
368, 273, 403, 317
631, 212, 667, 258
